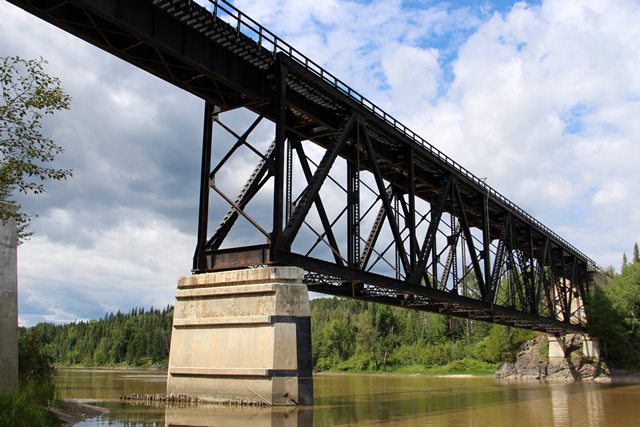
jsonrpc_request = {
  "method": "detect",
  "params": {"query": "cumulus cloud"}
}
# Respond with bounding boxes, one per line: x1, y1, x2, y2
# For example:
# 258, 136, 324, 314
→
18, 213, 193, 325
2, 0, 639, 324
420, 0, 640, 264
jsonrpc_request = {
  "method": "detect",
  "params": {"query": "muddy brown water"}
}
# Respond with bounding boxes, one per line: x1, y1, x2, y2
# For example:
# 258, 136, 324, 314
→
56, 369, 640, 426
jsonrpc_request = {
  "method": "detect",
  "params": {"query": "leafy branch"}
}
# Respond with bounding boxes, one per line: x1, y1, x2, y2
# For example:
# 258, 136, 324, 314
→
0, 56, 73, 242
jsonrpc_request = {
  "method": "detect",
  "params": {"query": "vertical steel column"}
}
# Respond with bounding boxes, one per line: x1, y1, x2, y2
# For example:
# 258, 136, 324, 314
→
561, 252, 569, 321
347, 126, 360, 268
482, 194, 492, 293
271, 55, 288, 259
406, 148, 417, 271
529, 227, 537, 314
450, 214, 458, 292
431, 217, 437, 285
285, 136, 294, 223
395, 190, 401, 280
193, 101, 215, 272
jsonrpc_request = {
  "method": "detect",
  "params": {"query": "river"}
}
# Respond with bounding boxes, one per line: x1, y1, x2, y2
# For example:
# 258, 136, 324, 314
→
55, 369, 640, 426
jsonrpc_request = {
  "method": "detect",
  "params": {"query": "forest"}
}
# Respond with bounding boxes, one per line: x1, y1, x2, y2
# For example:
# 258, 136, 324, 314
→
22, 298, 535, 373
22, 243, 640, 373
24, 306, 174, 368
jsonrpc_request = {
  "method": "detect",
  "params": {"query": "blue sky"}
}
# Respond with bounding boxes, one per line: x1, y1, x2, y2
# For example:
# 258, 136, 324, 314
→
2, 0, 640, 325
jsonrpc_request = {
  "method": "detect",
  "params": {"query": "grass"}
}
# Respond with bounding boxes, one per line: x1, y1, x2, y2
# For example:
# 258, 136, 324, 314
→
0, 382, 60, 427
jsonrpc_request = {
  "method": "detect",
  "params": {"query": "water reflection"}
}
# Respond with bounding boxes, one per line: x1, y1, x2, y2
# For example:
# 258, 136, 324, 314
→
584, 383, 603, 427
165, 406, 312, 427
56, 369, 640, 427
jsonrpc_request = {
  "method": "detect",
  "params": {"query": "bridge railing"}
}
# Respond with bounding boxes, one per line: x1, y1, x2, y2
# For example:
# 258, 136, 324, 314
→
200, 0, 597, 269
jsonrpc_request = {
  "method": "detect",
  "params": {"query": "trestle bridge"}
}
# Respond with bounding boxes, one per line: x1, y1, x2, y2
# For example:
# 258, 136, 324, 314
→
9, 0, 599, 335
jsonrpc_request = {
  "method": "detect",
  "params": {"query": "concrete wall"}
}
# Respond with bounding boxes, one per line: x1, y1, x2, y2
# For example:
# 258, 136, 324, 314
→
166, 267, 313, 406
0, 202, 18, 392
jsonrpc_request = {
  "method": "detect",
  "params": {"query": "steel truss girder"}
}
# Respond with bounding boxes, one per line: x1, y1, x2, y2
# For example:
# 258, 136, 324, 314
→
297, 255, 584, 334
12, 0, 594, 332
278, 113, 357, 251
195, 105, 589, 332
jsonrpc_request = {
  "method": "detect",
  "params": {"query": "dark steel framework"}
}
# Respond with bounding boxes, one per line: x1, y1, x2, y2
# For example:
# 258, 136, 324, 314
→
9, 0, 598, 333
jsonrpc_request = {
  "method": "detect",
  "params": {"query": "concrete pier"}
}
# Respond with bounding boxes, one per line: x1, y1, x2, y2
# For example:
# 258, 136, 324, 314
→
548, 334, 600, 361
0, 202, 19, 392
166, 267, 313, 405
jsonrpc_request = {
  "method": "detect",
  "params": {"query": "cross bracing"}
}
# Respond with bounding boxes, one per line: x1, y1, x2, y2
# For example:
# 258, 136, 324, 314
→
8, 0, 598, 333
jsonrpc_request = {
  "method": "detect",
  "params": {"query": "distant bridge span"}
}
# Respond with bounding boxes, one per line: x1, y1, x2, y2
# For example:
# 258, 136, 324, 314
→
9, 0, 600, 334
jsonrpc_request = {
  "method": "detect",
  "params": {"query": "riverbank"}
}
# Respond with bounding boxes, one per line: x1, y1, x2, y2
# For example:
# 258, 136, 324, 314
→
313, 358, 499, 377
56, 359, 498, 376
315, 371, 493, 379
55, 363, 167, 371
53, 400, 108, 425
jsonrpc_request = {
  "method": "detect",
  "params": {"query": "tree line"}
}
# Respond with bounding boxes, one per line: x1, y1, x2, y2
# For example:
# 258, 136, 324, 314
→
25, 306, 173, 367
23, 243, 640, 372
29, 302, 532, 373
310, 297, 533, 373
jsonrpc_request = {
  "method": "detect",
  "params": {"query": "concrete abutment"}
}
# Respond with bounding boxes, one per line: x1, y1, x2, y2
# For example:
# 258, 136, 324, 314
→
0, 202, 18, 392
166, 266, 313, 405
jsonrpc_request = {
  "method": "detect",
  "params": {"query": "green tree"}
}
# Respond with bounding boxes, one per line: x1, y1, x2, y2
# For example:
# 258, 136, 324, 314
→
634, 242, 639, 264
18, 325, 55, 385
481, 324, 535, 364
587, 286, 637, 366
0, 56, 72, 240
353, 311, 381, 370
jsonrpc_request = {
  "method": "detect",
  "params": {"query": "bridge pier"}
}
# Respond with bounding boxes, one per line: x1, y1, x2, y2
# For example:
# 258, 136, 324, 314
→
548, 334, 600, 362
0, 203, 19, 392
166, 266, 313, 406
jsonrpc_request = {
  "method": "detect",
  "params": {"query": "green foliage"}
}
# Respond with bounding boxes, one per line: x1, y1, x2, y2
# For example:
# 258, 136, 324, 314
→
586, 247, 640, 368
40, 306, 173, 367
0, 326, 59, 427
480, 325, 535, 363
0, 56, 72, 240
18, 324, 56, 386
308, 297, 527, 373
0, 384, 59, 427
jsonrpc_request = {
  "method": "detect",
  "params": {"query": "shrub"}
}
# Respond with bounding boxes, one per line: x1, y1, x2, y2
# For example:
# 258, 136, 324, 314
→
0, 384, 59, 427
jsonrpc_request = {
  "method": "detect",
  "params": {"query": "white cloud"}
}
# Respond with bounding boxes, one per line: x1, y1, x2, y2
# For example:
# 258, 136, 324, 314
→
382, 44, 442, 113
18, 212, 192, 326
404, 0, 640, 266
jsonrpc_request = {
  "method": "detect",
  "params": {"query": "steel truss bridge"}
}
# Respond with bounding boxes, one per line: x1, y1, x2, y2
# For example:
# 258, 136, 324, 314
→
10, 0, 599, 334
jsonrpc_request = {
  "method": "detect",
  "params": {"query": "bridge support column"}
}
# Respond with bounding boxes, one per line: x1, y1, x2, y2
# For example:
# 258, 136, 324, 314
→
166, 266, 313, 405
548, 334, 600, 361
0, 203, 19, 392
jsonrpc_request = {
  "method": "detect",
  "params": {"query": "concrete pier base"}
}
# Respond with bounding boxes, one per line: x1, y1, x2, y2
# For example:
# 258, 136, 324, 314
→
0, 203, 18, 392
166, 267, 313, 406
548, 334, 601, 361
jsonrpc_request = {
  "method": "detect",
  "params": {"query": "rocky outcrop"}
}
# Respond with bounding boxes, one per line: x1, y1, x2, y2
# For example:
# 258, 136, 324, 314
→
495, 334, 609, 381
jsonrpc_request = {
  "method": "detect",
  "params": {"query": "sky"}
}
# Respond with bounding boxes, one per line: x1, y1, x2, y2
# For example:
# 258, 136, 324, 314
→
1, 0, 639, 326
